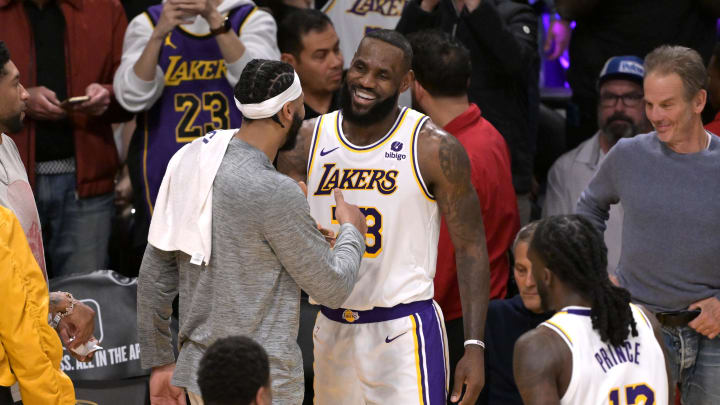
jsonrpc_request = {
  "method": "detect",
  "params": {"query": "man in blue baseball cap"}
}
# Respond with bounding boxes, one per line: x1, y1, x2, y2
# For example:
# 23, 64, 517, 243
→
543, 55, 650, 277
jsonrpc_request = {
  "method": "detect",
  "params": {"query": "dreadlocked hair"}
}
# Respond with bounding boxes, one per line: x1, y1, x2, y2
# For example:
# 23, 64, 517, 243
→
531, 215, 637, 347
233, 59, 296, 126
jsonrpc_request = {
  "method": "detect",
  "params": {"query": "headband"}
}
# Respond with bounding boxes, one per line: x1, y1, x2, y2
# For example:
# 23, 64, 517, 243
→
234, 72, 302, 119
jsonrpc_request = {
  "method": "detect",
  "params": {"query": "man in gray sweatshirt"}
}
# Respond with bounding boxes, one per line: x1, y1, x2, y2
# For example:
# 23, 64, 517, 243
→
577, 45, 720, 405
137, 59, 368, 405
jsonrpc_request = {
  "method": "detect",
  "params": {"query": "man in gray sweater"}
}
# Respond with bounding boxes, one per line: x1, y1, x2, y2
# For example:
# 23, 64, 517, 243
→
137, 60, 368, 405
577, 45, 720, 405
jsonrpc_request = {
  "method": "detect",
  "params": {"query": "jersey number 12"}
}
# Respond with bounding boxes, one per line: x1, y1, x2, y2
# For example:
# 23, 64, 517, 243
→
609, 383, 655, 405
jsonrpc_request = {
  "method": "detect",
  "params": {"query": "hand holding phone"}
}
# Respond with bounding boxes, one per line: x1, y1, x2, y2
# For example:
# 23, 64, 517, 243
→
26, 86, 66, 120
61, 96, 90, 108
69, 84, 110, 116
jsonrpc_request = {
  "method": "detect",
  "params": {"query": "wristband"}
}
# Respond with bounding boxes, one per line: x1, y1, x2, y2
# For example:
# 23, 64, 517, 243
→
464, 339, 485, 349
49, 292, 76, 329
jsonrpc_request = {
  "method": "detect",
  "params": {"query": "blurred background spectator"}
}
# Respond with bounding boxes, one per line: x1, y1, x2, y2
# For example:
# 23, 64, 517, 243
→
278, 9, 343, 119
397, 0, 539, 225
0, 0, 130, 278
556, 0, 720, 150
321, 0, 406, 71
113, 0, 280, 275
544, 55, 650, 276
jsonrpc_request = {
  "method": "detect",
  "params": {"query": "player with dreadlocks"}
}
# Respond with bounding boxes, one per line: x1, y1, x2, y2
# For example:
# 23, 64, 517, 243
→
137, 59, 367, 405
513, 215, 671, 405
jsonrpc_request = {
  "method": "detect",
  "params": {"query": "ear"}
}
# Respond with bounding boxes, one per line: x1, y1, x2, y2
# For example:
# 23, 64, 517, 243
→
399, 69, 415, 94
541, 266, 553, 288
280, 53, 298, 68
693, 89, 707, 114
255, 385, 271, 405
412, 79, 427, 103
280, 101, 294, 123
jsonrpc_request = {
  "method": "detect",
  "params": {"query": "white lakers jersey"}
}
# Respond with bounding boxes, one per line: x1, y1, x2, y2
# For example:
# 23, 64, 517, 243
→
541, 304, 668, 405
322, 0, 407, 69
306, 107, 440, 310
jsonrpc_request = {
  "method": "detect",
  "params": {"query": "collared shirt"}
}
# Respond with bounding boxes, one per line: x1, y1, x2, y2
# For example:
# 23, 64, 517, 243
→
23, 0, 74, 162
435, 103, 520, 321
544, 132, 624, 273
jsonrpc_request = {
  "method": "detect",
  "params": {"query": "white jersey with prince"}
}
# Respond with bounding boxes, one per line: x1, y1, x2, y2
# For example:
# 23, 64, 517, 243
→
306, 107, 439, 310
542, 304, 668, 405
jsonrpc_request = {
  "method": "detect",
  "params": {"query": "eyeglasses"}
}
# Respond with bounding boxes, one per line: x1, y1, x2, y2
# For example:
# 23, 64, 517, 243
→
599, 92, 644, 108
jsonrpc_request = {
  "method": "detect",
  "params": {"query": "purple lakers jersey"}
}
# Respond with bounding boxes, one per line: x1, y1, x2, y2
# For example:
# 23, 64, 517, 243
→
135, 4, 255, 214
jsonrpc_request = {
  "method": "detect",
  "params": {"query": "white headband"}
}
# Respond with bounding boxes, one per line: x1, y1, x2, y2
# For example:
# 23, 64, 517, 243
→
234, 72, 302, 119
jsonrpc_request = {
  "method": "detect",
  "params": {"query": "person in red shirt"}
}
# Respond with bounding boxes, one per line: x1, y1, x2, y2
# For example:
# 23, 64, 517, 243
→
409, 30, 520, 402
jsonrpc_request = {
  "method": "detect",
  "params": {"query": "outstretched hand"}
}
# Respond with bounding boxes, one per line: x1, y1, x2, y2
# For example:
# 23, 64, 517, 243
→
450, 346, 485, 404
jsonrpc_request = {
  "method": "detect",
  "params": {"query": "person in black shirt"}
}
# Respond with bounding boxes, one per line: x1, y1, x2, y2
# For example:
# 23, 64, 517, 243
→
278, 9, 343, 120
479, 221, 552, 405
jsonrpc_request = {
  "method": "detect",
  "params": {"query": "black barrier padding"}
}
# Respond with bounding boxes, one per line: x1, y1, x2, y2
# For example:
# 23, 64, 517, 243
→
73, 376, 150, 405
49, 270, 178, 382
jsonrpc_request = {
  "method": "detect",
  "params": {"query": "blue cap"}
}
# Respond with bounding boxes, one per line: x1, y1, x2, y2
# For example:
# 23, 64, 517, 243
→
598, 55, 645, 87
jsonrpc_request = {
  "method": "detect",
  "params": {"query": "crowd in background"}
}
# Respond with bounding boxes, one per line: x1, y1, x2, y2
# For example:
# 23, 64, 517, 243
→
1, 0, 720, 404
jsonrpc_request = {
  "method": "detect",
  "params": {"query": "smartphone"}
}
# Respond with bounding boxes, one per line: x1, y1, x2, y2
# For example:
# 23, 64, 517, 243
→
61, 96, 90, 106
656, 308, 701, 322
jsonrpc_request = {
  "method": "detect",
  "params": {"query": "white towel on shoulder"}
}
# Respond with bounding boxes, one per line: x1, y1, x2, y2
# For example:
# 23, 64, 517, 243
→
147, 129, 237, 266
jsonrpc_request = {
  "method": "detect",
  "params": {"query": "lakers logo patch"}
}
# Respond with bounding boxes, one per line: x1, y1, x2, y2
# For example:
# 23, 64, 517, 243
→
343, 309, 359, 323
313, 163, 398, 195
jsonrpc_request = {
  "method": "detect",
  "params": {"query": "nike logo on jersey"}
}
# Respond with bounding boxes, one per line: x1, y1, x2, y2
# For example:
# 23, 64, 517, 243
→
313, 163, 398, 195
385, 331, 408, 343
319, 147, 339, 156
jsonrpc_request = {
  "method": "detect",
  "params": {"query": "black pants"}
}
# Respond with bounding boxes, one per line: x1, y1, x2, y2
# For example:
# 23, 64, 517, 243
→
0, 386, 15, 405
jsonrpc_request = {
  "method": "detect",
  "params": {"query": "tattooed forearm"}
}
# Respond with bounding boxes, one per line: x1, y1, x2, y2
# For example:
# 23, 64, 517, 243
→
431, 129, 490, 340
438, 134, 472, 185
437, 134, 483, 245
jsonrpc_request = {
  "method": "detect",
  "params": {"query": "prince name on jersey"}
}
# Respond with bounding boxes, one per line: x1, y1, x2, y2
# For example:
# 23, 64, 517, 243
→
593, 338, 642, 374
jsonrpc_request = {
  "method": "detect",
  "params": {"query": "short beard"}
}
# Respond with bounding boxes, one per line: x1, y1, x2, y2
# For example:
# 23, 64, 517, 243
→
0, 113, 23, 134
340, 81, 399, 127
600, 113, 638, 147
279, 112, 303, 152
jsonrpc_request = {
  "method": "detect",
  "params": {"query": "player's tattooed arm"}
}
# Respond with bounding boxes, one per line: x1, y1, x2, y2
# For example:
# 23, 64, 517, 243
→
514, 327, 570, 405
418, 120, 490, 404
277, 118, 316, 183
